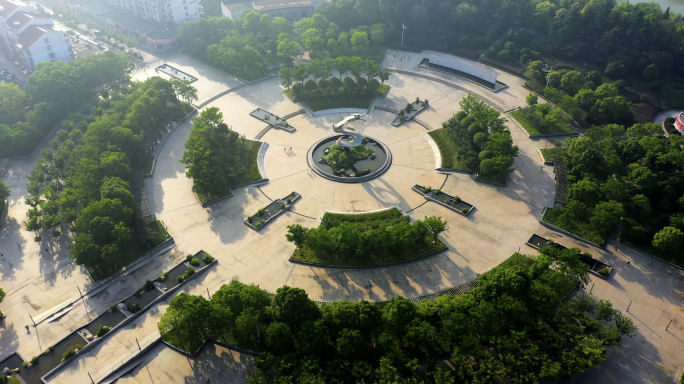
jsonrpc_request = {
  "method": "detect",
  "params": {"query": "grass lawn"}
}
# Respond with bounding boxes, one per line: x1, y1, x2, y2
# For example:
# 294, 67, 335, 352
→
510, 108, 576, 135
543, 207, 606, 245
475, 172, 507, 186
8, 376, 21, 384
427, 129, 470, 172
540, 147, 567, 162
196, 140, 263, 205
290, 209, 447, 266
155, 220, 171, 241
143, 156, 155, 174
285, 85, 389, 112
330, 48, 386, 64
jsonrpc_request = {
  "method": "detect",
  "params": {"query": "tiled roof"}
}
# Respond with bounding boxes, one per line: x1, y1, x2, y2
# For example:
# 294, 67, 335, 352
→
18, 24, 53, 47
0, 0, 20, 18
7, 11, 51, 31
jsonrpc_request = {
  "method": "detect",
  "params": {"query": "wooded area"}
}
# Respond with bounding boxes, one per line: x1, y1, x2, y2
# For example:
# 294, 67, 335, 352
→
159, 248, 636, 383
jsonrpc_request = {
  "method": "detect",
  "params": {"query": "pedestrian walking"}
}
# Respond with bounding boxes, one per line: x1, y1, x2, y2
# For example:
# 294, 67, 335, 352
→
627, 261, 631, 266
200, 373, 203, 379
206, 364, 210, 370
17, 242, 20, 247
217, 368, 221, 375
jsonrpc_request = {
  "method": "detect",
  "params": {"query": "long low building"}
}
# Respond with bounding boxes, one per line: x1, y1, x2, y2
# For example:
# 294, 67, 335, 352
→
66, 0, 180, 50
222, 0, 328, 23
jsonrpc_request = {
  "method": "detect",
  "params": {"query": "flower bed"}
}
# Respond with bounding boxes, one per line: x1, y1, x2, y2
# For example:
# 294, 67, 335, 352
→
525, 234, 613, 279
392, 98, 429, 126
412, 185, 474, 216
155, 64, 198, 83
245, 192, 300, 230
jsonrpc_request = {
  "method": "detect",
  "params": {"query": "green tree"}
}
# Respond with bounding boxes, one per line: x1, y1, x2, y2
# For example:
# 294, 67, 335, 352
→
0, 180, 9, 204
286, 224, 309, 256
526, 93, 539, 107
350, 31, 370, 50
277, 38, 300, 62
423, 216, 447, 243
334, 56, 352, 80
272, 286, 320, 330
279, 67, 294, 89
652, 226, 684, 254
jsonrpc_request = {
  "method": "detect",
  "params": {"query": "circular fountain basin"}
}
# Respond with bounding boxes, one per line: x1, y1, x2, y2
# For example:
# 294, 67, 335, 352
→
307, 135, 392, 183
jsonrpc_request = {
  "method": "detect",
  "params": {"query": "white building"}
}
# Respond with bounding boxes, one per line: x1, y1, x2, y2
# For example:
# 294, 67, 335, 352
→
0, 0, 73, 72
104, 0, 199, 25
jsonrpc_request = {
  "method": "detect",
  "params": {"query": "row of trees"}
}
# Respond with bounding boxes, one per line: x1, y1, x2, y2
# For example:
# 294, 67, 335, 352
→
0, 51, 133, 157
444, 95, 518, 176
158, 247, 635, 383
547, 122, 684, 257
25, 77, 191, 279
180, 107, 261, 201
525, 63, 634, 126
284, 212, 447, 262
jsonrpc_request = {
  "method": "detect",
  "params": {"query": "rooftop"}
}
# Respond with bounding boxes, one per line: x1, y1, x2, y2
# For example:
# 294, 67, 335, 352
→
7, 11, 52, 31
253, 0, 312, 11
109, 11, 158, 35
223, 2, 250, 12
146, 25, 177, 40
18, 24, 54, 47
0, 0, 20, 18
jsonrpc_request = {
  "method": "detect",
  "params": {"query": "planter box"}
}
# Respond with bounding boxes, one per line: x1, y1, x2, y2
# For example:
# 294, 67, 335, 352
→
250, 108, 296, 132
412, 184, 473, 216
245, 192, 301, 230
525, 234, 613, 279
392, 100, 429, 126
155, 64, 198, 83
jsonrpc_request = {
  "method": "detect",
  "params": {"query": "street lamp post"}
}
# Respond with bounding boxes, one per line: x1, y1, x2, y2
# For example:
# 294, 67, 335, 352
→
401, 22, 407, 48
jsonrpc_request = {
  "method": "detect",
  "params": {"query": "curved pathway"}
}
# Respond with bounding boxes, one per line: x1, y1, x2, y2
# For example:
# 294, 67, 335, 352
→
1, 52, 682, 384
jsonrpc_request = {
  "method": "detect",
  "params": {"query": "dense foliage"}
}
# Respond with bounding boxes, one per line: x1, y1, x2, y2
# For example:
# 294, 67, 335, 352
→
180, 107, 263, 203
158, 249, 635, 383
177, 11, 291, 80
286, 210, 447, 265
280, 56, 389, 111
543, 123, 684, 264
0, 51, 133, 157
25, 77, 190, 279
511, 96, 575, 135
440, 95, 518, 177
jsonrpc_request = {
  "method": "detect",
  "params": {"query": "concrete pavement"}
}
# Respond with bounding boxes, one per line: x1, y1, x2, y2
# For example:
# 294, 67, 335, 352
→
0, 51, 682, 383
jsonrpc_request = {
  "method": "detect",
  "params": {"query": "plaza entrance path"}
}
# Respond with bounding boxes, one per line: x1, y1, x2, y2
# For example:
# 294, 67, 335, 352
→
1, 52, 682, 384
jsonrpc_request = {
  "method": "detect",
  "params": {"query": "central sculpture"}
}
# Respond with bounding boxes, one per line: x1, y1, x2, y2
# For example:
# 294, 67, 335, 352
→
307, 113, 391, 182
332, 113, 365, 147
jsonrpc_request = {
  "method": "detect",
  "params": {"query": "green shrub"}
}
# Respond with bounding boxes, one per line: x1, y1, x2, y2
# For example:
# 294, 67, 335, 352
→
190, 257, 200, 266
185, 254, 194, 262
203, 253, 214, 263
177, 275, 185, 283
157, 272, 169, 282
597, 267, 610, 276
62, 345, 83, 361
96, 326, 111, 337
257, 208, 265, 216
461, 208, 470, 214
31, 356, 39, 365
287, 198, 292, 204
127, 303, 142, 313
422, 186, 432, 194
143, 280, 155, 291
280, 202, 286, 210
434, 189, 441, 195
454, 196, 462, 204
134, 288, 144, 297
185, 267, 195, 276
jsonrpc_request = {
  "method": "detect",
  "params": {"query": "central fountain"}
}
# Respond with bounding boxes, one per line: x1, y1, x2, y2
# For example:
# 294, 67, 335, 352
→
307, 114, 392, 183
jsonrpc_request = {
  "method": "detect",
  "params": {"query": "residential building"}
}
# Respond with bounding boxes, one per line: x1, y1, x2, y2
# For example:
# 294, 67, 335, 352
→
66, 0, 186, 50
222, 0, 328, 23
0, 0, 73, 72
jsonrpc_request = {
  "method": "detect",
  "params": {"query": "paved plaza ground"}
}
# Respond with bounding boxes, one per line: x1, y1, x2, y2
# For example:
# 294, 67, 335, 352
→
0, 50, 683, 384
